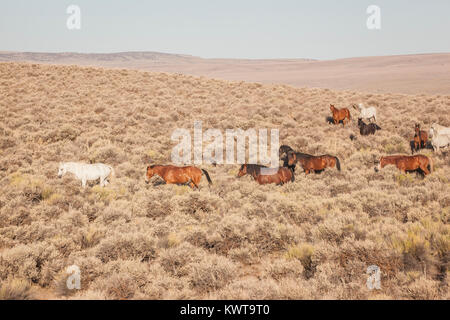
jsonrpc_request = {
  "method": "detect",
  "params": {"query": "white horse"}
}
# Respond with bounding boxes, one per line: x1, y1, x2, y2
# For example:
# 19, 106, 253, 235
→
429, 128, 450, 154
430, 123, 450, 138
353, 103, 377, 122
58, 162, 114, 188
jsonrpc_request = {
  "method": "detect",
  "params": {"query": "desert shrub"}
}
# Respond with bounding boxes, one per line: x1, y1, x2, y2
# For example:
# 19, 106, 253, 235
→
95, 233, 156, 263
188, 255, 237, 291
0, 278, 35, 300
0, 243, 61, 286
159, 242, 203, 276
286, 243, 317, 279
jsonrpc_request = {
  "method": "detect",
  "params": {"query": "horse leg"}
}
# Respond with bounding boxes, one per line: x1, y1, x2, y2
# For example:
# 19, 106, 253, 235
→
421, 165, 430, 175
82, 179, 87, 188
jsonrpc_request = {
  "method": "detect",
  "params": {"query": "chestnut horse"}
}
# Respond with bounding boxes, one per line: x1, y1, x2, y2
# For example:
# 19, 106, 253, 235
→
330, 104, 351, 126
255, 167, 295, 185
413, 124, 428, 151
145, 165, 212, 189
287, 152, 341, 174
375, 155, 433, 176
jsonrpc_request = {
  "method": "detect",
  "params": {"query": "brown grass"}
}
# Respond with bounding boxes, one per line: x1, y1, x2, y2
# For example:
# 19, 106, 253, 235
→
0, 62, 449, 300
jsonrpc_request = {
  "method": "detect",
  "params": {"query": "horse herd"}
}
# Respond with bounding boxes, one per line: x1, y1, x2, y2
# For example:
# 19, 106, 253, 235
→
57, 103, 450, 189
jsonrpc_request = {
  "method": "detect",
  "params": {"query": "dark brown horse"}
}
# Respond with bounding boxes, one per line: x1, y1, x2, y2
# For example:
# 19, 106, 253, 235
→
237, 164, 268, 180
413, 124, 428, 151
145, 165, 212, 189
255, 167, 295, 185
330, 104, 351, 126
375, 155, 433, 175
279, 145, 294, 159
358, 118, 381, 135
288, 151, 341, 174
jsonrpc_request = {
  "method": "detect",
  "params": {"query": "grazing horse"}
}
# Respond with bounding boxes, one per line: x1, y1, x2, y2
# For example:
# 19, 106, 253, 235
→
287, 152, 341, 174
413, 124, 428, 151
58, 162, 114, 188
145, 165, 212, 189
358, 118, 381, 136
237, 164, 268, 180
330, 105, 351, 126
255, 167, 295, 185
375, 155, 433, 176
352, 103, 377, 122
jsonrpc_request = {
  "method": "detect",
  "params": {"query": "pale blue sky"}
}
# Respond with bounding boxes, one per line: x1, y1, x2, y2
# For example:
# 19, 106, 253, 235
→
1, 0, 449, 60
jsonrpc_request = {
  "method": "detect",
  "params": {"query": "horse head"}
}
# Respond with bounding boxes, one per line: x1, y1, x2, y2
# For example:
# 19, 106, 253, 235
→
57, 163, 67, 178
237, 164, 247, 178
330, 104, 336, 112
357, 118, 364, 127
415, 123, 421, 133
145, 165, 155, 184
374, 157, 383, 172
287, 151, 297, 167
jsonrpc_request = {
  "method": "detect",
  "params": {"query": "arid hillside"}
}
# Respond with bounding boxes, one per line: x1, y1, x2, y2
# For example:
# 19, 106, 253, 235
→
0, 62, 448, 300
1, 52, 449, 95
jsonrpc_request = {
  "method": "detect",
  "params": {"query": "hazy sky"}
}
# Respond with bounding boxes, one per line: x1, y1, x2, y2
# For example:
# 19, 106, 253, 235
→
1, 0, 449, 60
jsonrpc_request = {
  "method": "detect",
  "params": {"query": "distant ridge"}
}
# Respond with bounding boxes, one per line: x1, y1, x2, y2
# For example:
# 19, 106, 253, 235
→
1, 51, 449, 95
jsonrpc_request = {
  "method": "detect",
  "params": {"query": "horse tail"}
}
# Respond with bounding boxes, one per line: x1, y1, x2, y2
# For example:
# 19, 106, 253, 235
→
201, 169, 213, 185
335, 157, 341, 171
290, 168, 295, 182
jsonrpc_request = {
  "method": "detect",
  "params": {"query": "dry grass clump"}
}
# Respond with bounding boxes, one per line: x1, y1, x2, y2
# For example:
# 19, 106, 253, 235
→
0, 62, 449, 299
0, 278, 35, 300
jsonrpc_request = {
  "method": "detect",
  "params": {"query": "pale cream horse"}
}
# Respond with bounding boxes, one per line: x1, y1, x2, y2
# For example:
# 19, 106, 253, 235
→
58, 162, 114, 188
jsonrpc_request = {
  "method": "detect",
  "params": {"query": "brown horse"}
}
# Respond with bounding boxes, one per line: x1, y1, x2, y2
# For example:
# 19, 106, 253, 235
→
330, 104, 351, 126
237, 164, 268, 180
413, 124, 428, 151
145, 165, 212, 189
287, 152, 341, 174
375, 155, 433, 176
255, 167, 295, 185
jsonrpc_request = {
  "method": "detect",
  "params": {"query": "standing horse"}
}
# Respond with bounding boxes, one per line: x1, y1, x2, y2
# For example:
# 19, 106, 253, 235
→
431, 123, 450, 137
255, 167, 294, 185
429, 129, 450, 154
145, 165, 212, 189
330, 105, 351, 126
237, 164, 268, 180
358, 118, 381, 136
58, 162, 114, 188
287, 152, 341, 174
352, 103, 377, 122
375, 155, 433, 176
413, 124, 428, 151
